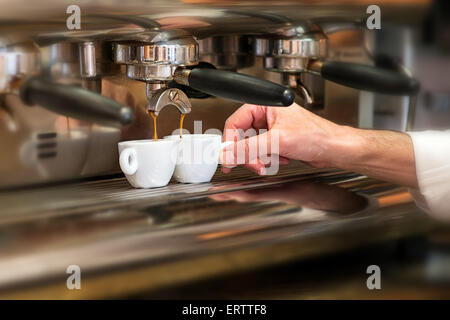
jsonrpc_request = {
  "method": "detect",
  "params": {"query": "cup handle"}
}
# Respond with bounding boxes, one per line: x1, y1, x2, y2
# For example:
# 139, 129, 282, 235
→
119, 147, 138, 175
220, 141, 236, 169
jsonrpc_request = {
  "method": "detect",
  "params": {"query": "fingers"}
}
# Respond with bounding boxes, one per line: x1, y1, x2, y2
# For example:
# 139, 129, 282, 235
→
221, 166, 232, 174
220, 130, 290, 175
224, 104, 267, 131
244, 159, 267, 176
221, 104, 269, 175
221, 157, 288, 174
279, 156, 290, 165
244, 156, 289, 175
221, 131, 271, 166
221, 157, 289, 175
223, 104, 267, 143
220, 104, 291, 175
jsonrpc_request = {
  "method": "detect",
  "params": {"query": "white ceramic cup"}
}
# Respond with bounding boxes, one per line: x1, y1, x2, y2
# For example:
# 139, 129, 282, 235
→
118, 139, 179, 188
164, 134, 232, 183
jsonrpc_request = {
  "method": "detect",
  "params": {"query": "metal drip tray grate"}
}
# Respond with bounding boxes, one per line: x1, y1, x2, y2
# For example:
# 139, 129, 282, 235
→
0, 162, 340, 223
0, 161, 431, 299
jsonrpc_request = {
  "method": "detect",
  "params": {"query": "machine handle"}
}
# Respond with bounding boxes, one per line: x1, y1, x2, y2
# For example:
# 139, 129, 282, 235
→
186, 68, 295, 106
19, 77, 133, 128
318, 61, 420, 95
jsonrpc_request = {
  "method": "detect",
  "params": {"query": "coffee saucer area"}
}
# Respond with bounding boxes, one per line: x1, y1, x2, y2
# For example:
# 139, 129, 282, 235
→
0, 161, 447, 299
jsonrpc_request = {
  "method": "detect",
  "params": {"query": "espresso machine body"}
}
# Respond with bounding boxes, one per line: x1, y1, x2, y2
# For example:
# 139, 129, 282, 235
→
0, 0, 428, 188
0, 0, 446, 299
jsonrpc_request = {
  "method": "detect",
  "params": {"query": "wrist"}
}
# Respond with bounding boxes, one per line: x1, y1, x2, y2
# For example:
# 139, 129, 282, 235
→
326, 125, 418, 188
325, 125, 366, 170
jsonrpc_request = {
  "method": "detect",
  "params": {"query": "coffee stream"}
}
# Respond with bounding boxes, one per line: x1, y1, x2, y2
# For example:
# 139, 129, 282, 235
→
148, 111, 186, 141
149, 111, 158, 141
179, 114, 185, 138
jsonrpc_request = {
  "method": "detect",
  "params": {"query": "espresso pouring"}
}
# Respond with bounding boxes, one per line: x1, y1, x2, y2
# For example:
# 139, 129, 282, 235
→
179, 114, 185, 138
149, 111, 158, 141
148, 111, 186, 141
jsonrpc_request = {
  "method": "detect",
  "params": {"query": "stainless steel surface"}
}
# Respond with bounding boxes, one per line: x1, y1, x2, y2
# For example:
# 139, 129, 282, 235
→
274, 31, 328, 60
199, 35, 253, 70
79, 42, 97, 78
113, 37, 198, 67
114, 36, 198, 118
113, 43, 138, 65
0, 42, 40, 94
265, 55, 310, 73
173, 67, 190, 86
46, 42, 80, 83
0, 1, 430, 38
139, 230, 450, 299
138, 37, 198, 66
125, 63, 175, 82
285, 74, 314, 107
147, 87, 191, 115
256, 24, 329, 110
256, 24, 328, 73
0, 162, 432, 298
145, 81, 166, 95
360, 26, 416, 130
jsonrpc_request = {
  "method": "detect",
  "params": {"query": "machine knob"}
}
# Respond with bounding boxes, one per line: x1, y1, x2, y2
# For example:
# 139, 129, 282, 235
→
20, 77, 133, 128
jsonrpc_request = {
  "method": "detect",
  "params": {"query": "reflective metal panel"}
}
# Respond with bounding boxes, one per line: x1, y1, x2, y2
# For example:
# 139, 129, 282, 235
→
0, 162, 432, 298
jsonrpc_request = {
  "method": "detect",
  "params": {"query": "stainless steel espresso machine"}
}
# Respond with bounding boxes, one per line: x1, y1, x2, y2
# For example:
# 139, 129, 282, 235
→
0, 0, 447, 299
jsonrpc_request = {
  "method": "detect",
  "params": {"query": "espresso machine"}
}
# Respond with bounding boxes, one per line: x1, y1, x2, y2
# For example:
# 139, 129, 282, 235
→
0, 0, 446, 299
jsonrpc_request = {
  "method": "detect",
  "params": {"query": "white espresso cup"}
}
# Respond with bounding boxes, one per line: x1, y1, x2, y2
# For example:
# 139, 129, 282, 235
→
164, 134, 232, 183
118, 139, 179, 188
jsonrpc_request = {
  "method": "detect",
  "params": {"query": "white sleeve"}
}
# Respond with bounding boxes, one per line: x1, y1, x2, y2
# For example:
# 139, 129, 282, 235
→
407, 130, 450, 222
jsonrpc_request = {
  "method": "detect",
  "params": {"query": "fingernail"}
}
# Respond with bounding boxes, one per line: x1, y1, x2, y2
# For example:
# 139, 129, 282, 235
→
258, 167, 266, 175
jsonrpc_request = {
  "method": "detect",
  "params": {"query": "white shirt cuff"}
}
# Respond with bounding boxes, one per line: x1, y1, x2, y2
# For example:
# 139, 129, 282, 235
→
407, 130, 450, 222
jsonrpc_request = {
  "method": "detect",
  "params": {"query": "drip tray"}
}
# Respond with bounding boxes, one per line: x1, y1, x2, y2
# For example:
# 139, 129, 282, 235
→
0, 162, 336, 223
0, 161, 431, 298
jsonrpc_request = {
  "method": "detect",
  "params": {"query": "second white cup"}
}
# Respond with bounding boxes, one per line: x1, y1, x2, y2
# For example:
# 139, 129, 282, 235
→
164, 134, 231, 183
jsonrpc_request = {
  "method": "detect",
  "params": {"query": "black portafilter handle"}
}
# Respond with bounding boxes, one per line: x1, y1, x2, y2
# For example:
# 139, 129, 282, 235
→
180, 68, 295, 106
19, 77, 133, 128
318, 61, 420, 95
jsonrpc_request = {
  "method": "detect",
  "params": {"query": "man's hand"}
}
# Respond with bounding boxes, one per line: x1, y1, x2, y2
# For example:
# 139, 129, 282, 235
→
221, 103, 346, 174
220, 102, 418, 188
